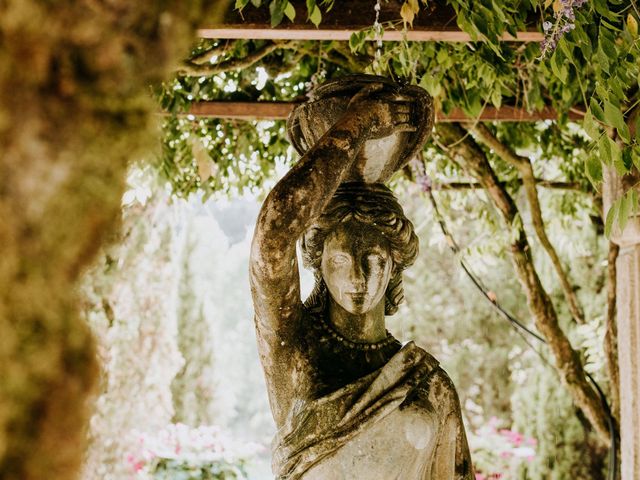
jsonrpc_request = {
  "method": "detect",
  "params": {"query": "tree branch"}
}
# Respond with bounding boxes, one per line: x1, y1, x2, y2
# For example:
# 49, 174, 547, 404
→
433, 179, 585, 191
178, 41, 294, 76
434, 122, 612, 446
330, 41, 373, 70
262, 48, 307, 78
469, 123, 586, 325
189, 40, 235, 65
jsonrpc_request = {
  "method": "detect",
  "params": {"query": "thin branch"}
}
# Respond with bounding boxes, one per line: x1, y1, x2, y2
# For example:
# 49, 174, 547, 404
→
434, 122, 612, 446
189, 40, 235, 65
323, 49, 355, 71
178, 41, 294, 76
469, 123, 586, 325
627, 99, 640, 139
294, 43, 369, 72
604, 242, 620, 424
330, 42, 373, 70
433, 180, 585, 191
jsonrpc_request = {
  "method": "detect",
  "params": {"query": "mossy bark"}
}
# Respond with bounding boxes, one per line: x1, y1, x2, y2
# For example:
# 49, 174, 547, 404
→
0, 1, 230, 479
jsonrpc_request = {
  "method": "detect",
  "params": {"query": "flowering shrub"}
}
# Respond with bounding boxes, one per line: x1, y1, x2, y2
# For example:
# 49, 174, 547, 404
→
127, 424, 264, 480
469, 417, 537, 479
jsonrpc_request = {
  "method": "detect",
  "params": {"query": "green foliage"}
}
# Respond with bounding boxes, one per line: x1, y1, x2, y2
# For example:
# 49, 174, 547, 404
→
132, 424, 261, 480
159, 115, 290, 198
150, 458, 250, 480
156, 0, 639, 233
235, 0, 334, 27
605, 188, 639, 236
511, 368, 606, 479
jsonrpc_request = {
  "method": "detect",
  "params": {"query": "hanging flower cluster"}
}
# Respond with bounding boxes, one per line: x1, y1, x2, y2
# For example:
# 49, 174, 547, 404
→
541, 0, 589, 57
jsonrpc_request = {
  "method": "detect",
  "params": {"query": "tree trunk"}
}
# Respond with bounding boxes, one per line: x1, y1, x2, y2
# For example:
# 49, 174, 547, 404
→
0, 1, 230, 479
434, 122, 612, 446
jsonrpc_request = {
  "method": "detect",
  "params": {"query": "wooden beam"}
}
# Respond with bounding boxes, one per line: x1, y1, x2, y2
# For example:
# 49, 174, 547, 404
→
186, 101, 585, 122
201, 0, 543, 43
198, 28, 543, 42
188, 101, 294, 120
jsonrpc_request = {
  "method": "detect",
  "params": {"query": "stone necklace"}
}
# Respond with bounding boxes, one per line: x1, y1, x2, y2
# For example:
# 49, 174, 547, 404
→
315, 314, 397, 351
304, 308, 402, 395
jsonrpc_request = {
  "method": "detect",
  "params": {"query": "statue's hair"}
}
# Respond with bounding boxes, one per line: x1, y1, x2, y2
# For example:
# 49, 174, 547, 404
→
300, 182, 419, 316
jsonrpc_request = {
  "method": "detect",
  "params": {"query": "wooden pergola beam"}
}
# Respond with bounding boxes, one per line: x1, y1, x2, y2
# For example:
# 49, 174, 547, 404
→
186, 101, 585, 122
198, 27, 543, 42
200, 0, 543, 43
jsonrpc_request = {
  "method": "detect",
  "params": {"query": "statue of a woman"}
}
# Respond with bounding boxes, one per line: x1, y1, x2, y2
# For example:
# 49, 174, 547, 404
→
250, 76, 473, 479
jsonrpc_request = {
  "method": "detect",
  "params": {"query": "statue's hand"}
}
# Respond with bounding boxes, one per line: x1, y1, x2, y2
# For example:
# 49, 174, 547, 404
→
346, 85, 416, 140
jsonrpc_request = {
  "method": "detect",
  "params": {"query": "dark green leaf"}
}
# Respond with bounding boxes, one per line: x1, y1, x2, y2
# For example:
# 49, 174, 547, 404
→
597, 44, 610, 76
622, 146, 633, 171
585, 153, 603, 187
604, 101, 630, 142
589, 98, 605, 122
349, 31, 365, 52
550, 51, 568, 83
269, 0, 287, 27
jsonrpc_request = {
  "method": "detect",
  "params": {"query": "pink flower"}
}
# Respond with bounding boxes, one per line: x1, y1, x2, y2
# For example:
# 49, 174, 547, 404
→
475, 474, 486, 480
499, 429, 523, 446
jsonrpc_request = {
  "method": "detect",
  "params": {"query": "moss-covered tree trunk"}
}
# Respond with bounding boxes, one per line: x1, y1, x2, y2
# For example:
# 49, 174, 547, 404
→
0, 2, 229, 479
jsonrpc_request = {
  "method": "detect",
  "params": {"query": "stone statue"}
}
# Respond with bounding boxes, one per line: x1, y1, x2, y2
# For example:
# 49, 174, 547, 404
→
250, 75, 473, 479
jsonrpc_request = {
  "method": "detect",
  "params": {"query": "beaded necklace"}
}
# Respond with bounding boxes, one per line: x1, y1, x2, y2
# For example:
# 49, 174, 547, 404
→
316, 314, 396, 351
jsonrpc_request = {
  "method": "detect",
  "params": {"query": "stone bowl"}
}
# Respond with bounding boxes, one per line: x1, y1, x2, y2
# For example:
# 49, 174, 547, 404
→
286, 75, 434, 184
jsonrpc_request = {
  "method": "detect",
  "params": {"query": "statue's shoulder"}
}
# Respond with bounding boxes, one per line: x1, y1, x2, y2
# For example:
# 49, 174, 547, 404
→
398, 340, 441, 375
399, 342, 461, 414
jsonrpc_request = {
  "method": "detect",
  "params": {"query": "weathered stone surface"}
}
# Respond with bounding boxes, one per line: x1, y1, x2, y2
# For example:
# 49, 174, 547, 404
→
250, 76, 472, 479
615, 246, 640, 479
287, 75, 433, 184
604, 166, 640, 479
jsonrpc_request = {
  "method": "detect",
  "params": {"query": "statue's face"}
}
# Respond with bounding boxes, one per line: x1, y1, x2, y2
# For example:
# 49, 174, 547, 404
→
320, 220, 393, 314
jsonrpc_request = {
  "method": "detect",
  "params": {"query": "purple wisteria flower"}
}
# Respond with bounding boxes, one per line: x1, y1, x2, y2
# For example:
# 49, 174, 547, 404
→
540, 0, 587, 57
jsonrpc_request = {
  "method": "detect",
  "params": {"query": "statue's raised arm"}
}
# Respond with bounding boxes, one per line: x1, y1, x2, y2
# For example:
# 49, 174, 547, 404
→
249, 82, 419, 423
